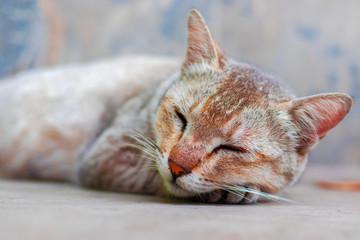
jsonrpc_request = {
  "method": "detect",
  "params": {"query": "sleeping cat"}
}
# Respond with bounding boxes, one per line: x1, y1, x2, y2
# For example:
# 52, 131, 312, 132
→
0, 9, 353, 204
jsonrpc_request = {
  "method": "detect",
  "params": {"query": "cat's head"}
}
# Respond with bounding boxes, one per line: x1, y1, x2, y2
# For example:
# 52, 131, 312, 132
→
153, 9, 353, 203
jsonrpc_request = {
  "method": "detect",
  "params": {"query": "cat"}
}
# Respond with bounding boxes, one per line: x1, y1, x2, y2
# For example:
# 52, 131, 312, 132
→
0, 9, 353, 204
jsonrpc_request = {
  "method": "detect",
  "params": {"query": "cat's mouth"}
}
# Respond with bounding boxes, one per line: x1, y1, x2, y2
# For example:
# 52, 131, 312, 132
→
164, 180, 197, 198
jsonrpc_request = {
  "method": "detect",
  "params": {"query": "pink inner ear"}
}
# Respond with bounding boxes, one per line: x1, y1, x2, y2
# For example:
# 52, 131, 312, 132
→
184, 9, 221, 67
315, 105, 348, 139
301, 95, 352, 138
186, 24, 215, 64
290, 93, 353, 151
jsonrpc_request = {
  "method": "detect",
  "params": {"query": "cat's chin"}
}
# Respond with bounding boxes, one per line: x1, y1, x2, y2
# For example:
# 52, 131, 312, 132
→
163, 181, 259, 204
161, 179, 259, 204
163, 180, 197, 198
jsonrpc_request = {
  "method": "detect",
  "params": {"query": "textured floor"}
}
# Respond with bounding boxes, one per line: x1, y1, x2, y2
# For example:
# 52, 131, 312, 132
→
1, 165, 360, 240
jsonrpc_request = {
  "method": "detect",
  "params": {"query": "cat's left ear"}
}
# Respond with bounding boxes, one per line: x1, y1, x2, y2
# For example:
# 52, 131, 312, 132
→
183, 9, 224, 69
288, 93, 353, 154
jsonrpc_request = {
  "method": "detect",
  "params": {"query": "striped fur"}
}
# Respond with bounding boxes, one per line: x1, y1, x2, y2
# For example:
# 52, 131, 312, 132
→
0, 9, 353, 204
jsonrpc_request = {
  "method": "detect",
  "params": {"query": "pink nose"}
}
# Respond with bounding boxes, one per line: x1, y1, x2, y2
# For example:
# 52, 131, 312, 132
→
168, 160, 190, 179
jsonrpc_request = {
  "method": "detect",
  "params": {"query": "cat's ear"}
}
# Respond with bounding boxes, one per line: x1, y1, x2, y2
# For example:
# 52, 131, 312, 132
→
289, 93, 353, 154
183, 9, 223, 69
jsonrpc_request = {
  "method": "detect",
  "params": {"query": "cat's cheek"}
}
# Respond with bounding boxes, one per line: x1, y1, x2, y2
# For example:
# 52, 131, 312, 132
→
154, 102, 175, 139
153, 111, 180, 154
204, 157, 247, 183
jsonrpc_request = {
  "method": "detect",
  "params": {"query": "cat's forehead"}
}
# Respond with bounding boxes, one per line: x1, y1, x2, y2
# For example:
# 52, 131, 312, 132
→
163, 61, 295, 140
173, 61, 287, 113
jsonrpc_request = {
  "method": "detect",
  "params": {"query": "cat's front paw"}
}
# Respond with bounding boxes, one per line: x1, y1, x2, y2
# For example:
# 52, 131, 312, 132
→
199, 186, 259, 204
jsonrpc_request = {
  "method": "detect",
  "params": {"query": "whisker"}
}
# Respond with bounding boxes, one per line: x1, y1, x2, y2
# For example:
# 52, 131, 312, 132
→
123, 143, 158, 158
129, 137, 156, 154
225, 185, 295, 204
123, 130, 164, 176
127, 129, 160, 150
140, 163, 158, 169
130, 153, 157, 162
220, 187, 263, 206
124, 130, 162, 159
139, 166, 158, 173
221, 188, 245, 199
197, 192, 204, 202
131, 135, 155, 150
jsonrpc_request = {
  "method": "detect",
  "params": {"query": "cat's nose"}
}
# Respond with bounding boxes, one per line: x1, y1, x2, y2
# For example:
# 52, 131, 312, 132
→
168, 159, 191, 180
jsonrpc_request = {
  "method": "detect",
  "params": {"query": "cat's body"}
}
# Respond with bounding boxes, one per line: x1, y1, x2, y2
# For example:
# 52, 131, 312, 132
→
0, 57, 179, 186
0, 10, 353, 203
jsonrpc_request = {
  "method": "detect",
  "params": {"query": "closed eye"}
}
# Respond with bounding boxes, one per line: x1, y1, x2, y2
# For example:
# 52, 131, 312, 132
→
212, 145, 247, 154
175, 110, 187, 132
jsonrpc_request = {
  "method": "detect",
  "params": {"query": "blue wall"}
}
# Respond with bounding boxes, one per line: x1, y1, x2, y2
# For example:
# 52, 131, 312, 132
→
0, 0, 359, 165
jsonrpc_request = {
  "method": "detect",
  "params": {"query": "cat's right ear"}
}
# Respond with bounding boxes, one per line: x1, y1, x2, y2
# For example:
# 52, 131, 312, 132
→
288, 93, 353, 154
182, 9, 223, 69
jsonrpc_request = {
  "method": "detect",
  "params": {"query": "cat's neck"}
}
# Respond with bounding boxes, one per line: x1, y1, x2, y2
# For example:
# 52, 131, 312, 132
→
76, 71, 181, 196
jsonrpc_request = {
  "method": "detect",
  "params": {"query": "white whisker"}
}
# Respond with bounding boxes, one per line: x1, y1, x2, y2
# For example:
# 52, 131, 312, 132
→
123, 143, 158, 158
127, 129, 160, 150
124, 130, 162, 167
219, 187, 263, 205
225, 185, 295, 204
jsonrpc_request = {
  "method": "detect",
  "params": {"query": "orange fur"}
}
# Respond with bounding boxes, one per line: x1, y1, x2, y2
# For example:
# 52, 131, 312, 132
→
0, 9, 353, 204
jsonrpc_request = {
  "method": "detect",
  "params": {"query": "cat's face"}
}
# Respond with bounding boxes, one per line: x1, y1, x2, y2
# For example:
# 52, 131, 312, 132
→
154, 61, 302, 203
153, 9, 352, 203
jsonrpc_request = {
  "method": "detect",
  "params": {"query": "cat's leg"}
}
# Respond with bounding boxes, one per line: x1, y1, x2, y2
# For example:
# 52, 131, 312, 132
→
0, 123, 93, 181
0, 77, 111, 181
0, 103, 107, 181
76, 127, 163, 195
199, 184, 260, 204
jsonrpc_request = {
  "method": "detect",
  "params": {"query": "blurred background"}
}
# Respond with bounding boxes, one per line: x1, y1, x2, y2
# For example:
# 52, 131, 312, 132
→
0, 0, 359, 167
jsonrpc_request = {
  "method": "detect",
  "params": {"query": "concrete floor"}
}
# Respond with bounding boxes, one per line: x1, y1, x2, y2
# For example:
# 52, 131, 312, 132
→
1, 166, 359, 240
